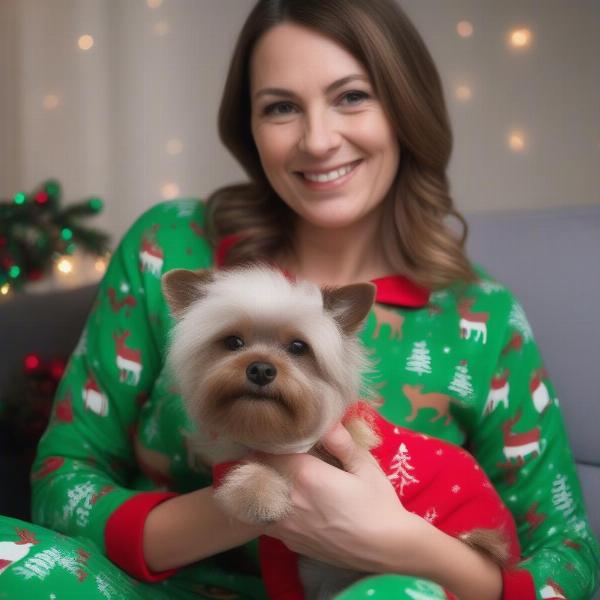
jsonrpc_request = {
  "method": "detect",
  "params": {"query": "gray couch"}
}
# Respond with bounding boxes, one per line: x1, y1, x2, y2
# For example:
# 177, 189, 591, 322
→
1, 205, 598, 592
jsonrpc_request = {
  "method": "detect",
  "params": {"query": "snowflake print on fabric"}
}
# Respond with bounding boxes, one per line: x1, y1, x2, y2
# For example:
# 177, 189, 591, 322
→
508, 301, 534, 343
387, 442, 419, 496
424, 507, 438, 524
405, 341, 432, 375
449, 360, 474, 400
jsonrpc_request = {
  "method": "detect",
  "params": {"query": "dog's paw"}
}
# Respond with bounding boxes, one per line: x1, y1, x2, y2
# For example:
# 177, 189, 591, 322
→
214, 461, 292, 524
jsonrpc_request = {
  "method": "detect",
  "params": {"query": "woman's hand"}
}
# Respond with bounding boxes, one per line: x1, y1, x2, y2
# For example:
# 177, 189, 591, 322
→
257, 422, 428, 573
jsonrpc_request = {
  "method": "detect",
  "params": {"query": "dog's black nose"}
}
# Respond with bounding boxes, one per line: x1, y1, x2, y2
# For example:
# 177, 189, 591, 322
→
246, 362, 277, 386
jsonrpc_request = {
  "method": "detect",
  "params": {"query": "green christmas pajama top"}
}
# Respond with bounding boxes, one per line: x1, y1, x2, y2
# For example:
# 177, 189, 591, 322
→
0, 199, 598, 599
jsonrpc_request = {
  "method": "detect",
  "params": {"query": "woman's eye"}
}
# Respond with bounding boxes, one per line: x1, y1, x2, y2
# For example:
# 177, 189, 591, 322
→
340, 90, 369, 106
263, 102, 296, 117
224, 336, 244, 351
288, 340, 308, 355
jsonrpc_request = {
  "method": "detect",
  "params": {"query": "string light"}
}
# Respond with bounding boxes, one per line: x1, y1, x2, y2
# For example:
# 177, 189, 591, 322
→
78, 35, 94, 51
94, 257, 108, 274
56, 257, 74, 275
457, 21, 474, 38
509, 28, 532, 49
455, 86, 472, 101
161, 183, 180, 199
508, 130, 526, 152
0, 283, 10, 296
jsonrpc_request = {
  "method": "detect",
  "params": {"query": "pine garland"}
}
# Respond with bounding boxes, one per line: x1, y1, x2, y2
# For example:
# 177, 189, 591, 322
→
0, 179, 110, 290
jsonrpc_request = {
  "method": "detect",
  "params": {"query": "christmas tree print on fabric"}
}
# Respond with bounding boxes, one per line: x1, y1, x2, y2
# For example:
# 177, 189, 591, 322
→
405, 341, 432, 375
387, 441, 419, 496
448, 360, 474, 401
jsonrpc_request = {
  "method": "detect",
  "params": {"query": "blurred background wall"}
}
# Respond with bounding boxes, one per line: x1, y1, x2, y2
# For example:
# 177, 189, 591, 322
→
1, 0, 599, 243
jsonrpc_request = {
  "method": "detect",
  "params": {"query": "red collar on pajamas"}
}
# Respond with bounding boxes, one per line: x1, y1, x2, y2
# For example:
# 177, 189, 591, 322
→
214, 234, 430, 309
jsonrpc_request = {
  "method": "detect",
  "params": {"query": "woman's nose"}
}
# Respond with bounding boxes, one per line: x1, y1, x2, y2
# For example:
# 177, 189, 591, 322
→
297, 110, 341, 156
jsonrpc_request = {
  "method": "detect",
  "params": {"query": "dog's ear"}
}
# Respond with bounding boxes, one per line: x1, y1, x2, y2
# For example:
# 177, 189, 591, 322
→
322, 282, 376, 334
161, 268, 215, 318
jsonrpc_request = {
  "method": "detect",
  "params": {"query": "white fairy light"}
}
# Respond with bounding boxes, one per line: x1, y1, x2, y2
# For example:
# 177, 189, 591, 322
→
78, 35, 94, 51
161, 183, 180, 199
455, 86, 472, 101
457, 21, 474, 38
509, 28, 532, 49
508, 130, 526, 152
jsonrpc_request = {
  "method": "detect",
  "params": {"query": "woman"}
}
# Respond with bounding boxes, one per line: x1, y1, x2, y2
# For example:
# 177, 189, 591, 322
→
1, 1, 598, 599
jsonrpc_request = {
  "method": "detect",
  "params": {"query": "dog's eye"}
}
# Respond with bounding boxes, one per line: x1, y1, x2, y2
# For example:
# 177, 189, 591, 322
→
224, 336, 244, 351
288, 340, 308, 355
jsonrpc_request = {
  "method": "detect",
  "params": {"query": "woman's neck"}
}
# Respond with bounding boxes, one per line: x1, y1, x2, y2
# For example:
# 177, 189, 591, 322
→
279, 212, 398, 287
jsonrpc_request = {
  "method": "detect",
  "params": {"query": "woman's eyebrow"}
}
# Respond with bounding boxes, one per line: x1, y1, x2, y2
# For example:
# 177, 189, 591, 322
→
253, 74, 369, 100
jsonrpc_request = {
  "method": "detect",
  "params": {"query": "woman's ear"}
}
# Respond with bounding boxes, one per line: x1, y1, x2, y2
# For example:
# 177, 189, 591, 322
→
161, 268, 215, 318
321, 282, 376, 334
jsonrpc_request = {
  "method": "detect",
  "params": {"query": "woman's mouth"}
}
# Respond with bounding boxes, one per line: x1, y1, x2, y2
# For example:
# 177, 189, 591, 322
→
295, 159, 362, 190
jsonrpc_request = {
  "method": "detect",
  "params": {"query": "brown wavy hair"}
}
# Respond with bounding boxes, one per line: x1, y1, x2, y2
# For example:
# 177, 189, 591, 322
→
205, 0, 478, 290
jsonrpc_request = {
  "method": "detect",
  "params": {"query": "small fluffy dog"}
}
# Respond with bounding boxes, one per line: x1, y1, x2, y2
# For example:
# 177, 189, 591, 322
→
162, 265, 519, 599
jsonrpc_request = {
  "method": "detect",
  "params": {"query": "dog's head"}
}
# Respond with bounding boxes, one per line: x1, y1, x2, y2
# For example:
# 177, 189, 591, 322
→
162, 265, 375, 452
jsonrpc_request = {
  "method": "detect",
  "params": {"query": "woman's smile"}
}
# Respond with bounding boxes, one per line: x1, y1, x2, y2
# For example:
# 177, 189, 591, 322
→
295, 159, 363, 191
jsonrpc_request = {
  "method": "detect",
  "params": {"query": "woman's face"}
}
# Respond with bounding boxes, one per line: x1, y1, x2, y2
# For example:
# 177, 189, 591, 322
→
250, 23, 400, 231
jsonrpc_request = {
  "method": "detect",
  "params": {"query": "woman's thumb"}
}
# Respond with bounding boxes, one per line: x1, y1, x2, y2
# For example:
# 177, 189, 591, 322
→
321, 422, 375, 475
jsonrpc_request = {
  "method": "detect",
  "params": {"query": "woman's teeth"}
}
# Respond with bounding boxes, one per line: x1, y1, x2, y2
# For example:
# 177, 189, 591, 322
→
303, 161, 358, 183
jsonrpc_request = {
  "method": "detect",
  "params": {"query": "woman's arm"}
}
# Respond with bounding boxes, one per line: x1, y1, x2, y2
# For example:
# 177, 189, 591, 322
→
32, 201, 235, 582
143, 486, 262, 572
468, 294, 600, 599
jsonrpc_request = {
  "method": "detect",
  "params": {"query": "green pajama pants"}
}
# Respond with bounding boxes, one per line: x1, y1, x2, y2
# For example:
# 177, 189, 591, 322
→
0, 516, 447, 599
